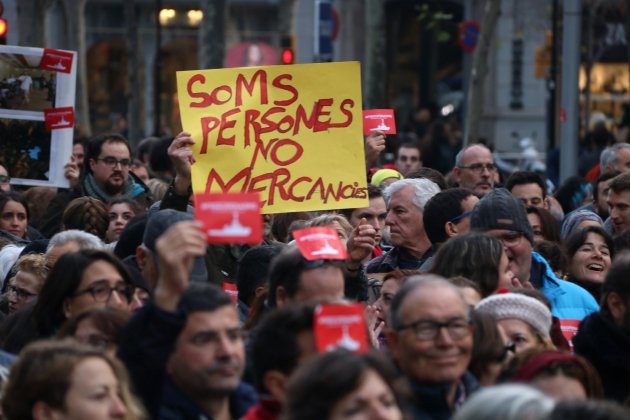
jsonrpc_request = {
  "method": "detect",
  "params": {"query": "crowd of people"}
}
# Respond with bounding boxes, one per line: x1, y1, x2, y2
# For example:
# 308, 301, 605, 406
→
0, 127, 629, 420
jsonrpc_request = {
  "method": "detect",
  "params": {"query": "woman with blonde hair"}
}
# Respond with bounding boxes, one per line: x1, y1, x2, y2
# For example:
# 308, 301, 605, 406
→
2, 338, 145, 419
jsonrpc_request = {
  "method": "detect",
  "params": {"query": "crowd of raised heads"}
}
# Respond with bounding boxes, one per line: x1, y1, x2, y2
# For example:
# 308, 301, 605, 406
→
1, 129, 630, 419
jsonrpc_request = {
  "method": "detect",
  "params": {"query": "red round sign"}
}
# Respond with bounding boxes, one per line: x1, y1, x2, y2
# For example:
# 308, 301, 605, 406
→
459, 20, 480, 53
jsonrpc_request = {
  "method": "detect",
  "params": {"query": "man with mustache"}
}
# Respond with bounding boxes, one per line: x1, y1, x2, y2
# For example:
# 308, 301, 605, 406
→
119, 219, 257, 419
39, 133, 152, 237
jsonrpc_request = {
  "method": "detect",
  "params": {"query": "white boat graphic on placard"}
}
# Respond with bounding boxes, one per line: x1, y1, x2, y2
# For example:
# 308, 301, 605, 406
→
51, 116, 70, 127
326, 325, 360, 352
49, 61, 67, 71
310, 240, 339, 256
371, 117, 390, 131
208, 212, 251, 237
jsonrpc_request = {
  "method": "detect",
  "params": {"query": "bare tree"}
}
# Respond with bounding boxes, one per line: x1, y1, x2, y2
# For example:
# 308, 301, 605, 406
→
126, 0, 141, 144
59, 0, 91, 136
199, 0, 227, 69
17, 0, 52, 47
463, 0, 501, 146
364, 0, 386, 108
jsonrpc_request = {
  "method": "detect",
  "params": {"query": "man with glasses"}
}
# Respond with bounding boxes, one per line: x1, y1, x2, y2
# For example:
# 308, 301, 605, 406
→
387, 275, 478, 419
395, 142, 422, 176
40, 133, 152, 237
452, 144, 496, 196
470, 188, 598, 340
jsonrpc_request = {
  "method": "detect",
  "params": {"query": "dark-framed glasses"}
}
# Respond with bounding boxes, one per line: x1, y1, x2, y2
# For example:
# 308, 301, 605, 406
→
495, 231, 524, 247
73, 283, 133, 303
459, 163, 496, 173
96, 157, 131, 168
396, 316, 472, 341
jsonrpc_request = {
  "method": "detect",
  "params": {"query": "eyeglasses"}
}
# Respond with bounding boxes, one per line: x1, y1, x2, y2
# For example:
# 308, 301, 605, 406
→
0, 175, 10, 183
7, 285, 37, 300
396, 316, 472, 341
495, 342, 517, 362
459, 163, 496, 173
495, 231, 524, 246
449, 210, 473, 224
96, 157, 131, 168
73, 283, 133, 303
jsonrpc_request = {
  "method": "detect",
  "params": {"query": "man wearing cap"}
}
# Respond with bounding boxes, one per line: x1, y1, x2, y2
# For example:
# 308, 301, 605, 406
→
387, 275, 479, 418
136, 209, 208, 289
471, 188, 598, 338
366, 178, 440, 274
451, 144, 496, 196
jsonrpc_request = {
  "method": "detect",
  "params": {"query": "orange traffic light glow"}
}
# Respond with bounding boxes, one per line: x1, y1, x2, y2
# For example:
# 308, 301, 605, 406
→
0, 19, 7, 37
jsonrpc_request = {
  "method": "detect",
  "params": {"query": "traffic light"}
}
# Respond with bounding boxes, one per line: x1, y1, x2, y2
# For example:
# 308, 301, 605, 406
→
0, 1, 6, 45
280, 35, 294, 64
0, 19, 7, 45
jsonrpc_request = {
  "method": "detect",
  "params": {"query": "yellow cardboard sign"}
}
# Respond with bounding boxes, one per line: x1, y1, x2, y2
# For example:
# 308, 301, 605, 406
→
176, 61, 368, 214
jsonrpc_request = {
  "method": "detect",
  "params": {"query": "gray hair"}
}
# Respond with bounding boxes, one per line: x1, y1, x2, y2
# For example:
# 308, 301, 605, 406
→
46, 229, 104, 253
383, 178, 440, 211
452, 384, 555, 420
600, 143, 630, 172
389, 274, 467, 330
454, 143, 492, 168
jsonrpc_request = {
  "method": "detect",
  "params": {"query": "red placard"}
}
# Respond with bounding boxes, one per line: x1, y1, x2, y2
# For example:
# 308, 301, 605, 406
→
195, 193, 262, 244
40, 48, 74, 73
314, 303, 370, 353
44, 107, 74, 130
292, 227, 348, 261
222, 282, 238, 304
362, 109, 397, 136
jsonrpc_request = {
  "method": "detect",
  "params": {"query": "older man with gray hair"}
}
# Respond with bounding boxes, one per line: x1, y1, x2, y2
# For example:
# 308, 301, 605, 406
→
600, 142, 630, 174
387, 274, 478, 419
366, 178, 440, 273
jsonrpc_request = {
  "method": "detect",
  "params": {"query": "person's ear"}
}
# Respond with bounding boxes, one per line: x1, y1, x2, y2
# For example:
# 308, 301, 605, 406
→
62, 298, 73, 319
452, 167, 461, 182
32, 401, 61, 420
136, 245, 148, 270
543, 197, 551, 210
275, 286, 288, 307
263, 370, 289, 402
607, 292, 626, 322
445, 221, 458, 237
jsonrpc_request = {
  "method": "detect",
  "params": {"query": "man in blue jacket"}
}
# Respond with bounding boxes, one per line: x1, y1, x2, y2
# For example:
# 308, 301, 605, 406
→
471, 188, 598, 342
119, 218, 257, 419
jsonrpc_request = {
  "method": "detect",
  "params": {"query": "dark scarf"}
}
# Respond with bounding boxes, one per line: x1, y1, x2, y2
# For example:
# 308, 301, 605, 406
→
84, 173, 137, 202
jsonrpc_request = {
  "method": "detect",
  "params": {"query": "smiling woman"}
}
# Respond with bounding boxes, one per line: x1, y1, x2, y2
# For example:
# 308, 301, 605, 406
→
563, 226, 615, 301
